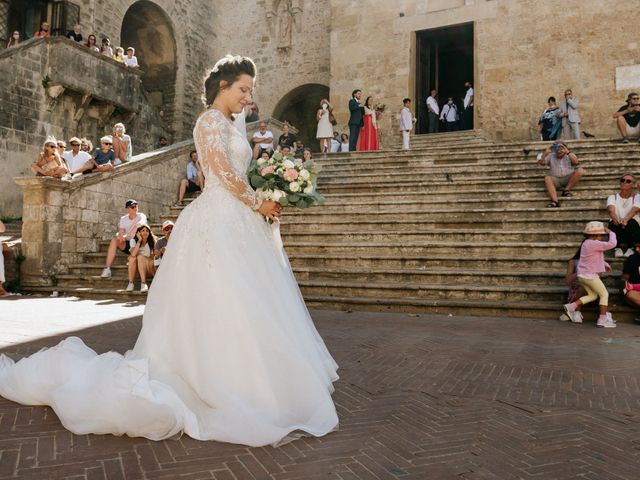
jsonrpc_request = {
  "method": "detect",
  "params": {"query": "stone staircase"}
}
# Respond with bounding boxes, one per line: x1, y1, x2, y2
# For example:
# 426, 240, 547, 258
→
32, 130, 640, 321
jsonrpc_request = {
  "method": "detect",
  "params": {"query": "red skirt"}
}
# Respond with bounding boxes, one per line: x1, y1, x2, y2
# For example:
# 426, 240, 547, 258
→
356, 115, 379, 151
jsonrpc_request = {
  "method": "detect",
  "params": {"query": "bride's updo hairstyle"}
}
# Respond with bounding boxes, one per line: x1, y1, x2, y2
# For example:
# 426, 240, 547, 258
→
203, 55, 256, 107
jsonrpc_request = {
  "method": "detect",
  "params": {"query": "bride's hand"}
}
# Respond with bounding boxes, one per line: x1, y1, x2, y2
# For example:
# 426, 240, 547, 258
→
258, 200, 282, 221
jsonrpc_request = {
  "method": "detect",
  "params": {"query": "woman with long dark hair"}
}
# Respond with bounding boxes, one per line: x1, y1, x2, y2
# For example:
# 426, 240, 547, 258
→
356, 96, 379, 151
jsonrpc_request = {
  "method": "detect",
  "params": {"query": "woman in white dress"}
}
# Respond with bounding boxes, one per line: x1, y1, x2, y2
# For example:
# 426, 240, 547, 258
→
0, 55, 339, 447
316, 99, 334, 153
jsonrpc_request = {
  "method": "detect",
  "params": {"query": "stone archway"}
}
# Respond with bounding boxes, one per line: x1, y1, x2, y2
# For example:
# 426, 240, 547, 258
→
272, 84, 329, 152
121, 1, 177, 133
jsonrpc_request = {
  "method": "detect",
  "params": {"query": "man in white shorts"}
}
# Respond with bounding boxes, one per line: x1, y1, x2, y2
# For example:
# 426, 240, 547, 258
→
100, 199, 147, 278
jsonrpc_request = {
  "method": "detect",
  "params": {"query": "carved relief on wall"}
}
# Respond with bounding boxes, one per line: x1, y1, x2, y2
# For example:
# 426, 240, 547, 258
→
266, 0, 303, 51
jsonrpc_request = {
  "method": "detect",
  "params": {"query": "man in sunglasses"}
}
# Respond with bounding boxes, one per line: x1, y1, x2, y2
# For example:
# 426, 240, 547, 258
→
101, 199, 147, 278
538, 141, 584, 208
62, 137, 93, 174
90, 135, 116, 172
153, 220, 174, 268
613, 92, 640, 143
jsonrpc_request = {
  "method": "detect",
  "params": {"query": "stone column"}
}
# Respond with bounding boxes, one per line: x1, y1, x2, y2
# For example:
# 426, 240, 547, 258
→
0, 0, 9, 44
14, 177, 68, 286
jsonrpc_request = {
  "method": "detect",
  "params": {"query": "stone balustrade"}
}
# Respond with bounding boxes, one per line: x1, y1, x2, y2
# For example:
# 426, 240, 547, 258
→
15, 142, 193, 286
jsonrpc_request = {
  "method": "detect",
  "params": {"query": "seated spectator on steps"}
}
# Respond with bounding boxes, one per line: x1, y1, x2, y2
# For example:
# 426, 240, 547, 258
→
158, 136, 168, 148
252, 122, 274, 159
607, 173, 640, 257
126, 224, 156, 293
538, 142, 584, 208
153, 220, 174, 268
302, 148, 312, 164
90, 136, 116, 172
66, 24, 83, 43
112, 123, 132, 165
31, 137, 69, 178
622, 238, 640, 323
278, 122, 296, 150
177, 150, 204, 203
613, 92, 640, 143
7, 30, 21, 48
123, 47, 139, 68
62, 137, 93, 174
34, 21, 49, 37
86, 34, 100, 53
245, 101, 259, 122
0, 219, 6, 297
340, 133, 349, 152
101, 199, 147, 278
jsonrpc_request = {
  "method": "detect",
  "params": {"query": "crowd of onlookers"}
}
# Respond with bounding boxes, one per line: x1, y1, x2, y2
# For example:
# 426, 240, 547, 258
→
31, 123, 132, 179
6, 22, 139, 68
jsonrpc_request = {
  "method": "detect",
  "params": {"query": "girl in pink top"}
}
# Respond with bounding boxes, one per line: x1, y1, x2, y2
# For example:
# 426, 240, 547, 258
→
564, 221, 617, 328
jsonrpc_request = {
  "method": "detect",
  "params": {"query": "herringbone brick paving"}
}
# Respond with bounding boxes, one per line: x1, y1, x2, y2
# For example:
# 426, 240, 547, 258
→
1, 308, 640, 479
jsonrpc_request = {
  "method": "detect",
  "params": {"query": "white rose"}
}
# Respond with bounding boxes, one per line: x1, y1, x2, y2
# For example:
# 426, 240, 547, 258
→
303, 185, 314, 194
289, 182, 301, 192
257, 157, 267, 165
282, 159, 295, 169
299, 169, 310, 181
257, 189, 272, 200
271, 189, 285, 201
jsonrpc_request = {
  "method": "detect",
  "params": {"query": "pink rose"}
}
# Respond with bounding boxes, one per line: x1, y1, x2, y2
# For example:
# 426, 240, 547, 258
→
284, 168, 299, 181
261, 166, 275, 176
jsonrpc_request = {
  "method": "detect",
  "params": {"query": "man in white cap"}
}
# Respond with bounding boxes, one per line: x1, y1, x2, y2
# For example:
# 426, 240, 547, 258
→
153, 220, 174, 267
100, 199, 147, 278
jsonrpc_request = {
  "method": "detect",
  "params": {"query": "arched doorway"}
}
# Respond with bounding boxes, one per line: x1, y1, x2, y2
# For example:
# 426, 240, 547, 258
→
273, 84, 329, 152
121, 1, 177, 133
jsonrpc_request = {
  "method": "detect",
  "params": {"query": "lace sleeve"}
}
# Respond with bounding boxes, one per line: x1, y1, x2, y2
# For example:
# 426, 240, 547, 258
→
194, 110, 262, 210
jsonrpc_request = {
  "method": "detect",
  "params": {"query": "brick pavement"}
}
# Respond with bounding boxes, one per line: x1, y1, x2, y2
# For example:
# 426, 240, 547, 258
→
1, 304, 640, 479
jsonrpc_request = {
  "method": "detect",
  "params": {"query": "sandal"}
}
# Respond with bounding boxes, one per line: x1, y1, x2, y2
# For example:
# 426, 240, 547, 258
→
561, 191, 573, 197
547, 201, 560, 208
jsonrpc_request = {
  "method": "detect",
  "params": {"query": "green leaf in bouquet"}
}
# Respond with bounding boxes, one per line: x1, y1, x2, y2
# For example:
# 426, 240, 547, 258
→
250, 175, 266, 188
288, 194, 300, 203
296, 199, 308, 209
278, 197, 289, 206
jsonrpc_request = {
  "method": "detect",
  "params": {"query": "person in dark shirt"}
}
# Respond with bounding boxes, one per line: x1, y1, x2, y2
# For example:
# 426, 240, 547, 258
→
622, 238, 640, 322
90, 136, 115, 172
277, 122, 296, 149
66, 24, 83, 43
613, 92, 640, 143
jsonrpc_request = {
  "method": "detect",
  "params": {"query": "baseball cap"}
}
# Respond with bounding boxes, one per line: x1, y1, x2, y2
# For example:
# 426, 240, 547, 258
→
161, 220, 174, 231
125, 199, 138, 208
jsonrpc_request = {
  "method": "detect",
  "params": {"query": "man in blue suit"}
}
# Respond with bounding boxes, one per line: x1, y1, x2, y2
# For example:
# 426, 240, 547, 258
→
348, 89, 364, 151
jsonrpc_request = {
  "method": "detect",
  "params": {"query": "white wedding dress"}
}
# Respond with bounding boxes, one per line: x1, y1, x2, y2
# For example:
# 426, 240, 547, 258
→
0, 108, 339, 447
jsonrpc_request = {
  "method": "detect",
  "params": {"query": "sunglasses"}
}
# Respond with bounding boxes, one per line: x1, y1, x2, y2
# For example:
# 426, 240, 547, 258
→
632, 97, 640, 100
46, 144, 56, 148
128, 205, 138, 208
70, 143, 80, 146
57, 144, 65, 148
102, 142, 112, 146
620, 179, 634, 184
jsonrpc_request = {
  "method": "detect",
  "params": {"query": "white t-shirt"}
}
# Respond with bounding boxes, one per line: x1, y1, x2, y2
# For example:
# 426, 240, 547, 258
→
426, 96, 440, 115
341, 142, 349, 152
62, 150, 92, 171
253, 130, 273, 149
123, 55, 138, 67
118, 212, 147, 240
330, 139, 341, 152
464, 87, 474, 108
607, 194, 640, 222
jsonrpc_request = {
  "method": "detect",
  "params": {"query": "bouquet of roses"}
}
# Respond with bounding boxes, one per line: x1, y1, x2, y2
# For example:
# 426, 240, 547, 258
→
247, 150, 325, 210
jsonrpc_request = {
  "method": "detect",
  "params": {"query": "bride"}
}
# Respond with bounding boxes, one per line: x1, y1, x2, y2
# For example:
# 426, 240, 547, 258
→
0, 55, 339, 447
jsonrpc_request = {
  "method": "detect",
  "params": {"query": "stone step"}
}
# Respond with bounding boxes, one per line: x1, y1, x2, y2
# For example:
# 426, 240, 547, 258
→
282, 240, 586, 257
296, 278, 613, 303
302, 295, 636, 322
56, 273, 154, 290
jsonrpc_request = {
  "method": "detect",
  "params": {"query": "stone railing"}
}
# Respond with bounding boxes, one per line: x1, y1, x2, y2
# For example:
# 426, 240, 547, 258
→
15, 141, 194, 286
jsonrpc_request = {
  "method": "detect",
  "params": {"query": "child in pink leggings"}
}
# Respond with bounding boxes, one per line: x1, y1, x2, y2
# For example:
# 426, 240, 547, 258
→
564, 221, 617, 328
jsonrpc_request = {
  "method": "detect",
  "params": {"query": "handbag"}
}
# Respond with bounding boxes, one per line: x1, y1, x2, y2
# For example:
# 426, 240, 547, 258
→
329, 112, 337, 126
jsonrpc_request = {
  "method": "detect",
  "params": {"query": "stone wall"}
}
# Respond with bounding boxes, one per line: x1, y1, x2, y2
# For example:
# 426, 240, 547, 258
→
17, 142, 194, 285
328, 0, 640, 142
0, 37, 171, 216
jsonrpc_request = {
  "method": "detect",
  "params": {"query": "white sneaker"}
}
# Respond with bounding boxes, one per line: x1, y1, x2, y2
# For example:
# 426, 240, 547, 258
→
125, 282, 134, 291
614, 248, 625, 257
571, 311, 583, 324
563, 303, 581, 323
559, 313, 570, 322
596, 316, 616, 328
140, 283, 149, 293
624, 248, 634, 257
606, 312, 616, 323
100, 267, 112, 278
